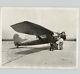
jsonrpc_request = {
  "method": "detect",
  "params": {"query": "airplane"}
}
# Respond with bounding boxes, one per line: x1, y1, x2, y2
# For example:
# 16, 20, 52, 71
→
11, 21, 66, 51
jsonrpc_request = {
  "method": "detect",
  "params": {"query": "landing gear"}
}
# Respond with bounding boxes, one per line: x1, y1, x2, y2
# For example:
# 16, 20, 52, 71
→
14, 42, 20, 48
50, 43, 52, 51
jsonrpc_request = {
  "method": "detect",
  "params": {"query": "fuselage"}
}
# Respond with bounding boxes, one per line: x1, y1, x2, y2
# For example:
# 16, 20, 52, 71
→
19, 38, 50, 46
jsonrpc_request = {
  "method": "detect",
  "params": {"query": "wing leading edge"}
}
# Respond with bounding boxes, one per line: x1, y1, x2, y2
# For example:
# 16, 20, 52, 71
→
11, 21, 53, 36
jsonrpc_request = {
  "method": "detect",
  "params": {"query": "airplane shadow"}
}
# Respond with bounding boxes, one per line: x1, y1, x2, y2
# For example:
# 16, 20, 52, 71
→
16, 46, 50, 55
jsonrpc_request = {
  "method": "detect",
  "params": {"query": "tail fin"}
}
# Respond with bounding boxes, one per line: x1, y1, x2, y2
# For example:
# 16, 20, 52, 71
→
13, 34, 23, 48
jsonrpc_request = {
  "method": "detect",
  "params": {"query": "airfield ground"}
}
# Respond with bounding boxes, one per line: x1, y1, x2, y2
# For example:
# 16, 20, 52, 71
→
2, 41, 76, 68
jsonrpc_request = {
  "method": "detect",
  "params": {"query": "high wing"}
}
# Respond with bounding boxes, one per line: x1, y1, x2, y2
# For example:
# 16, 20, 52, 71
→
11, 21, 53, 36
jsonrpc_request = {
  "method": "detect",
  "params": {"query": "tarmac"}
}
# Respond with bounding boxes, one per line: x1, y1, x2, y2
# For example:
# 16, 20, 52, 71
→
2, 41, 76, 68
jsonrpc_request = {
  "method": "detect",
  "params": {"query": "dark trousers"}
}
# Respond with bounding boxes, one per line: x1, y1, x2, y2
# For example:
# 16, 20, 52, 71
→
50, 43, 58, 51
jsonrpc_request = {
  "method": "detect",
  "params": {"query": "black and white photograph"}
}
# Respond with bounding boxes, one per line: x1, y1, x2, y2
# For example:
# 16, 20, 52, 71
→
1, 7, 78, 68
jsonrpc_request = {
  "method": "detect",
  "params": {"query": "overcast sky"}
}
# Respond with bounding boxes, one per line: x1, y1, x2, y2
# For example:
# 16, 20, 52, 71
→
2, 7, 78, 39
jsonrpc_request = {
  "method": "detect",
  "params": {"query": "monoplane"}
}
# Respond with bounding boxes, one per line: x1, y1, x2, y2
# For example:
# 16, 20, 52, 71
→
11, 21, 66, 51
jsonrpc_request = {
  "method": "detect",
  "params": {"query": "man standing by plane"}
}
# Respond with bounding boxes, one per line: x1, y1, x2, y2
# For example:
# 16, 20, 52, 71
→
49, 32, 66, 51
